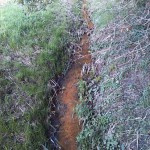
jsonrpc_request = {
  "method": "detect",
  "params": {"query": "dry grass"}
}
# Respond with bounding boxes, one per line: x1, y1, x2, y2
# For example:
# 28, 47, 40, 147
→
77, 0, 150, 149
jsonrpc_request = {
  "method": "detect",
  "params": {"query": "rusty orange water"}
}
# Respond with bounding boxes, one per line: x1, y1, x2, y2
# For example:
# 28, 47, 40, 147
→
58, 0, 94, 150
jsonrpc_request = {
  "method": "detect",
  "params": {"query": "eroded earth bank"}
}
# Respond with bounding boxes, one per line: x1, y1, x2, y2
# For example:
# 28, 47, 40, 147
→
57, 0, 93, 149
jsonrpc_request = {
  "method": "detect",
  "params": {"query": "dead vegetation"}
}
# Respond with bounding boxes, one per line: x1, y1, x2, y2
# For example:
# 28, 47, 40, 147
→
77, 0, 150, 149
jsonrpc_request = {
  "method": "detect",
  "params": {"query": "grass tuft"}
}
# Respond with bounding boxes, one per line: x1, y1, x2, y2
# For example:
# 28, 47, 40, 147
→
0, 0, 81, 149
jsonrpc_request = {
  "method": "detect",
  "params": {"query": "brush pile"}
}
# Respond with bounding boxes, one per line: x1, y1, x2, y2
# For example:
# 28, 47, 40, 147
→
77, 0, 150, 149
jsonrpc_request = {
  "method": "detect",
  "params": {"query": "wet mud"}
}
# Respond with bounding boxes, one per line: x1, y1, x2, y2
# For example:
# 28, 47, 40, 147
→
58, 0, 94, 149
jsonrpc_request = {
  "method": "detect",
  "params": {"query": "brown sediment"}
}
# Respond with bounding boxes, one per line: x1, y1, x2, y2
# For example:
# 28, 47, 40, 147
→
58, 0, 94, 150
82, 0, 94, 30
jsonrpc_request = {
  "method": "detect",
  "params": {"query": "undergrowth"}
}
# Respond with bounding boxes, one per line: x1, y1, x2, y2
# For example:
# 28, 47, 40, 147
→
77, 0, 150, 149
0, 0, 81, 149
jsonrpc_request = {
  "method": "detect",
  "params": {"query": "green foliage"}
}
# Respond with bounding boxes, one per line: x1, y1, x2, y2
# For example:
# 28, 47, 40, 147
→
88, 0, 116, 28
0, 1, 80, 149
76, 80, 119, 150
78, 80, 87, 101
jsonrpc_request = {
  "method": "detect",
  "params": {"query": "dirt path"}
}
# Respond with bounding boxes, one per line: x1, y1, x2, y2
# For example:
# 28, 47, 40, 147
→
58, 0, 94, 150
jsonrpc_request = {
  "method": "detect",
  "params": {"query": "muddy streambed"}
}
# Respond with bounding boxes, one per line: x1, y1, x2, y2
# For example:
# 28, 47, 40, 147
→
57, 0, 94, 149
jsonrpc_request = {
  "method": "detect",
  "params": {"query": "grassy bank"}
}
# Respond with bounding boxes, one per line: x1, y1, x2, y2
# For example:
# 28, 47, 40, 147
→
77, 0, 150, 149
0, 1, 81, 149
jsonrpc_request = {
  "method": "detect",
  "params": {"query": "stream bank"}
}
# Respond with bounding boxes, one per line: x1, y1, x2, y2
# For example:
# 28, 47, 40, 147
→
57, 0, 94, 149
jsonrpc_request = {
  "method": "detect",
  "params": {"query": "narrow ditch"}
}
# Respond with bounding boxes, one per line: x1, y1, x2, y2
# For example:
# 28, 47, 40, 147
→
56, 0, 94, 149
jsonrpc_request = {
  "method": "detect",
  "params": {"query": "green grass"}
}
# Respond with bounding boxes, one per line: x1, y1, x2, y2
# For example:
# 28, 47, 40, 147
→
88, 0, 116, 28
0, 1, 81, 149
